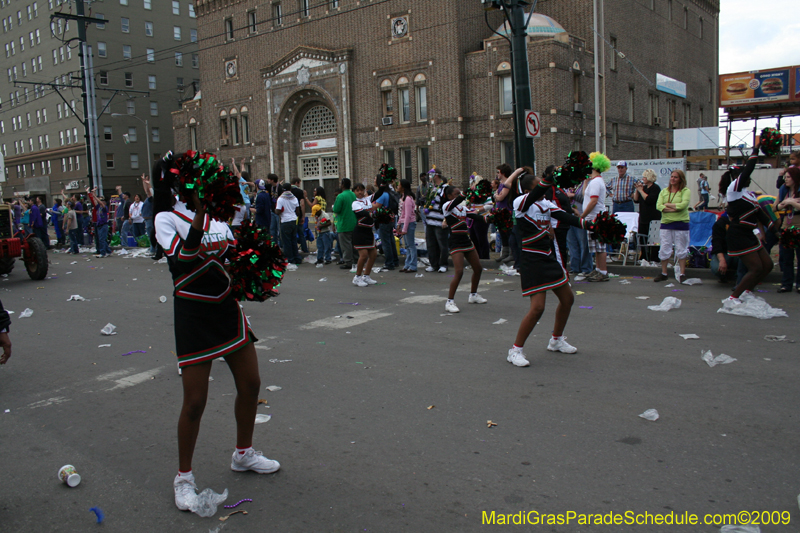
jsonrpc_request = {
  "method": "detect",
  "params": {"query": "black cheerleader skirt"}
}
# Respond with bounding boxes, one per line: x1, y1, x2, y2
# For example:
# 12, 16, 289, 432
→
174, 293, 256, 368
519, 252, 569, 297
449, 232, 475, 255
353, 226, 376, 250
726, 224, 762, 257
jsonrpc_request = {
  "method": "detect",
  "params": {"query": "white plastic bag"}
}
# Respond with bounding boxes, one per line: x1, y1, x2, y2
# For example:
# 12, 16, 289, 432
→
66, 295, 86, 301
100, 323, 117, 336
188, 488, 228, 518
648, 297, 681, 312
701, 350, 737, 367
19, 308, 34, 318
638, 409, 659, 421
681, 278, 703, 286
717, 296, 788, 319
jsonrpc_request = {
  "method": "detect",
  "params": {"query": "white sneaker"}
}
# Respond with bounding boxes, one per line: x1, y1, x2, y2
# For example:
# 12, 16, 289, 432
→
353, 275, 368, 287
174, 473, 198, 511
438, 266, 447, 273
363, 275, 378, 285
231, 448, 280, 474
445, 300, 460, 313
425, 266, 435, 272
285, 263, 298, 272
507, 346, 530, 367
468, 293, 487, 304
349, 265, 358, 273
574, 274, 586, 281
547, 336, 578, 354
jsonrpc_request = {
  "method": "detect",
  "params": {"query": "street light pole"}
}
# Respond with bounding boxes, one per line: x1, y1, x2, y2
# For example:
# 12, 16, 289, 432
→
111, 113, 150, 180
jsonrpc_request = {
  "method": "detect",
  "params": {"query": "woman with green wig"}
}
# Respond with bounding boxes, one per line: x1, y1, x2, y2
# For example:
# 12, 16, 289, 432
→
579, 152, 611, 282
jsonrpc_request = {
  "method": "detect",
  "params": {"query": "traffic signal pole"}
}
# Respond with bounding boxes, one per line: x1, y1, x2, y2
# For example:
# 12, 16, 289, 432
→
506, 1, 536, 172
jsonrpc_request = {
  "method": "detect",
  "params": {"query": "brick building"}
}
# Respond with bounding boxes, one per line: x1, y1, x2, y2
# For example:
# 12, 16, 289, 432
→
1, 0, 198, 203
173, 0, 719, 196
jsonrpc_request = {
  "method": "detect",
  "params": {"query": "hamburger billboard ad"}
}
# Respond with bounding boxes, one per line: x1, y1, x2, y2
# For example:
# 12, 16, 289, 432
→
720, 66, 797, 107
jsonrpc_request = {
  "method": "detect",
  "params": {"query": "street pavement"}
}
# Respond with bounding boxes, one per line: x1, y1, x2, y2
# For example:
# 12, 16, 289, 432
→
1, 248, 798, 532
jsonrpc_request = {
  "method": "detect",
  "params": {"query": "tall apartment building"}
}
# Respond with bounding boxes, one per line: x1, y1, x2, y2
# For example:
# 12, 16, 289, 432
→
0, 0, 199, 203
172, 0, 718, 198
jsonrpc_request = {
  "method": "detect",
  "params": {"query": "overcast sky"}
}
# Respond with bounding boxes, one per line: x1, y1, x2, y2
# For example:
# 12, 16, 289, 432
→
718, 0, 800, 142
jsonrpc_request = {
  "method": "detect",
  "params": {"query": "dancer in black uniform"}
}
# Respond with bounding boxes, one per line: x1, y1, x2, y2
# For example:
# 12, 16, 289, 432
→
351, 183, 379, 288
441, 186, 488, 313
507, 172, 593, 367
722, 145, 774, 305
152, 158, 281, 513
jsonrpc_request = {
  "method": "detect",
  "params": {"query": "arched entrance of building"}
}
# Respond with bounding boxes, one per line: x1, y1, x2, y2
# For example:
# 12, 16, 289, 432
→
296, 103, 339, 203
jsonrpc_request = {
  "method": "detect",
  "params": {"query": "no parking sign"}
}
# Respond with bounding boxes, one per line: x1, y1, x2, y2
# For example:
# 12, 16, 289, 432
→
524, 110, 541, 138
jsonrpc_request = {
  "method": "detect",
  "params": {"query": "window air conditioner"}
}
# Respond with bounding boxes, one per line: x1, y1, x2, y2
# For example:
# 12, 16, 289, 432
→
672, 120, 680, 129
382, 116, 393, 126
573, 103, 583, 113
220, 138, 229, 146
653, 117, 662, 126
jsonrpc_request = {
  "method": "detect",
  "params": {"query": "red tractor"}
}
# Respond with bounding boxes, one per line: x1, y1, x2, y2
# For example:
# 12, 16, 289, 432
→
0, 204, 49, 280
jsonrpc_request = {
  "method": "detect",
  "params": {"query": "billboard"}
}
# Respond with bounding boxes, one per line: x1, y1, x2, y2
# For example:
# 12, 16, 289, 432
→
720, 66, 799, 107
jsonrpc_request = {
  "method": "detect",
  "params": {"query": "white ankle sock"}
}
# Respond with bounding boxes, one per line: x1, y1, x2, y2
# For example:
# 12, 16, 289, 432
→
177, 470, 193, 480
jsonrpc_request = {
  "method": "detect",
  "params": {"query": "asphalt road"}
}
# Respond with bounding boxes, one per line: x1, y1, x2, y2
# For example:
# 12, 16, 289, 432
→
1, 248, 798, 532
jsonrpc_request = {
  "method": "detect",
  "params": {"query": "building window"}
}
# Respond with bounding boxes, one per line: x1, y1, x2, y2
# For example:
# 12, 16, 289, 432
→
417, 146, 429, 177
106, 153, 114, 169
699, 18, 704, 40
99, 70, 108, 85
177, 77, 184, 90
148, 75, 156, 89
628, 87, 634, 122
96, 13, 105, 29
104, 125, 112, 140
146, 48, 154, 62
192, 53, 199, 68
225, 18, 233, 40
401, 148, 413, 180
668, 99, 676, 127
648, 94, 659, 126
189, 4, 196, 18
241, 111, 250, 143
124, 72, 133, 87
130, 153, 139, 169
699, 107, 704, 127
150, 101, 158, 116
123, 44, 131, 59
97, 41, 106, 57
121, 17, 129, 33
384, 148, 395, 167
145, 21, 153, 37
248, 11, 257, 33
683, 7, 688, 29
501, 140, 514, 166
126, 100, 135, 114
301, 0, 309, 18
609, 36, 617, 70
416, 85, 428, 122
152, 127, 160, 143
299, 105, 337, 138
230, 115, 239, 145
175, 52, 183, 66
382, 90, 393, 118
272, 2, 282, 27
682, 103, 690, 128
144, 0, 152, 9
500, 75, 512, 114
190, 29, 197, 42
668, 0, 673, 21
612, 123, 619, 146
127, 126, 137, 142
172, 1, 180, 15
173, 26, 181, 40
190, 125, 197, 150
399, 87, 410, 123
573, 71, 581, 104
120, 0, 128, 5
220, 110, 229, 141
330, 0, 339, 8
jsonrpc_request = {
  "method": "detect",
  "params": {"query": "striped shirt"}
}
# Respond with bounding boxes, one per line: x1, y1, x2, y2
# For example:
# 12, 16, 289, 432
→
425, 184, 448, 227
611, 173, 637, 203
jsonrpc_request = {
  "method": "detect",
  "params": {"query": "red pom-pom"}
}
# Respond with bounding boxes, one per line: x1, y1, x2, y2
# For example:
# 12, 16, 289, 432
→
760, 128, 782, 157
374, 206, 393, 225
591, 211, 627, 244
465, 180, 492, 205
228, 220, 287, 302
553, 151, 592, 188
171, 150, 243, 222
780, 226, 800, 249
486, 207, 513, 233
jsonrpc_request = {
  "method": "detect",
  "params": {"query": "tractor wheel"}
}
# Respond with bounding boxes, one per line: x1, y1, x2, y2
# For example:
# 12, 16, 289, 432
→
0, 258, 14, 276
24, 237, 48, 280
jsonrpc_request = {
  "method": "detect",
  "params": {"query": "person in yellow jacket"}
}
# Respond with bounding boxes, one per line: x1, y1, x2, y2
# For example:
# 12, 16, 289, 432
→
654, 170, 691, 283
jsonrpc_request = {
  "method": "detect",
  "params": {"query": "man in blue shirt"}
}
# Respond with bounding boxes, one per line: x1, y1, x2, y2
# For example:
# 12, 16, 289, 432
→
374, 177, 399, 270
231, 158, 254, 223
49, 199, 64, 247
254, 179, 272, 229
